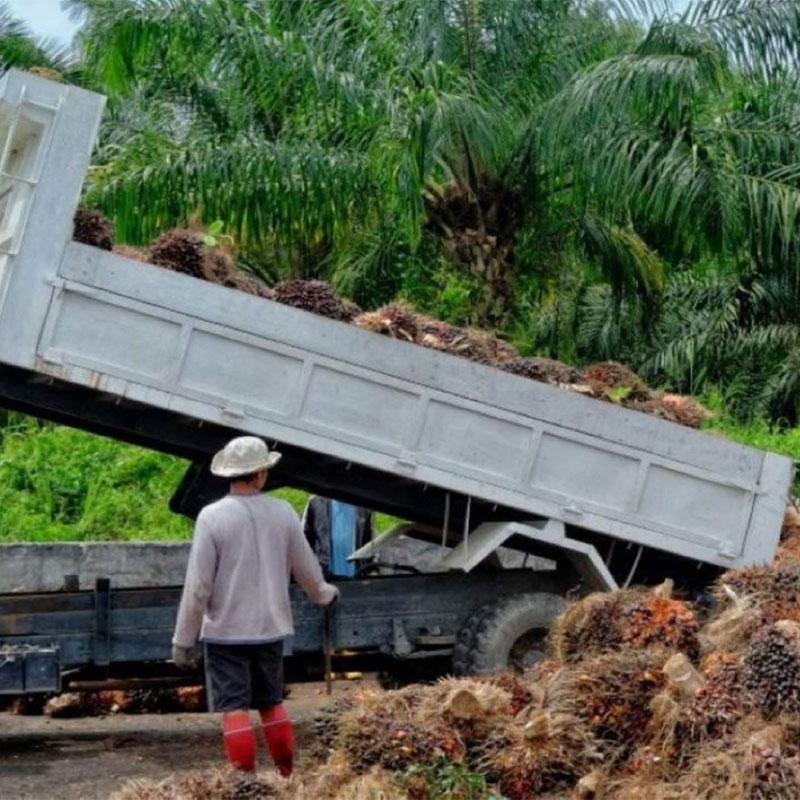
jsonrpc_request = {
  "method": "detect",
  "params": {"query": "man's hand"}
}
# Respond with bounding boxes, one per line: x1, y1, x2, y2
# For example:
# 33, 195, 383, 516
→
327, 587, 340, 606
172, 644, 197, 670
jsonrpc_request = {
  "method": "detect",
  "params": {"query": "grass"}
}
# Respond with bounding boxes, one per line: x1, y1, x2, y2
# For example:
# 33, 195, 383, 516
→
702, 393, 800, 493
0, 417, 398, 542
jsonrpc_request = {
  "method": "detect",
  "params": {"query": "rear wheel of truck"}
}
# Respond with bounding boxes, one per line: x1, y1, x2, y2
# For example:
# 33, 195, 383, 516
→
452, 592, 564, 675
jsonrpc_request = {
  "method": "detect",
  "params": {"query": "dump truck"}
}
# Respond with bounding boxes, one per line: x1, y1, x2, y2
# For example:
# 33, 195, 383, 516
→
0, 71, 793, 695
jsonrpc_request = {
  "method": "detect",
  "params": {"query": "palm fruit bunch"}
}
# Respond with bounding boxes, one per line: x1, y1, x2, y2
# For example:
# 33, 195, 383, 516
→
416, 316, 488, 361
622, 592, 700, 660
418, 678, 513, 746
273, 279, 361, 322
338, 709, 464, 772
779, 506, 800, 561
743, 620, 800, 714
650, 394, 711, 428
148, 229, 206, 278
199, 245, 237, 285
312, 694, 359, 750
502, 356, 582, 386
625, 395, 711, 428
462, 329, 519, 365
656, 724, 800, 800
174, 685, 207, 712
478, 711, 602, 800
73, 208, 114, 250
687, 653, 747, 739
582, 361, 651, 401
716, 558, 800, 607
648, 652, 746, 769
744, 738, 800, 800
485, 672, 535, 716
550, 650, 668, 759
335, 686, 465, 773
44, 691, 117, 718
550, 591, 638, 662
126, 687, 207, 714
353, 304, 419, 342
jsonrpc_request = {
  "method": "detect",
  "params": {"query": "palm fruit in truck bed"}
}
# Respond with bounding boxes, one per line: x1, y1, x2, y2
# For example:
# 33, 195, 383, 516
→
273, 279, 361, 321
148, 229, 206, 278
73, 208, 114, 250
502, 356, 582, 385
353, 304, 419, 342
582, 360, 651, 400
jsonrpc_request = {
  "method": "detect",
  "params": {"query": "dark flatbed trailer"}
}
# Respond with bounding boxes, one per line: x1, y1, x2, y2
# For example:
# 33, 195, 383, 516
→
0, 570, 566, 695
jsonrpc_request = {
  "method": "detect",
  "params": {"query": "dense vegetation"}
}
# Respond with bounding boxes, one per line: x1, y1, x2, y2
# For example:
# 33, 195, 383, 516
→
63, 0, 800, 420
2, 1, 800, 540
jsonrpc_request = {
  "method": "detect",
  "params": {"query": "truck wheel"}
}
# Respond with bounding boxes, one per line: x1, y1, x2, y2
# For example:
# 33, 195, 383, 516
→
452, 593, 564, 675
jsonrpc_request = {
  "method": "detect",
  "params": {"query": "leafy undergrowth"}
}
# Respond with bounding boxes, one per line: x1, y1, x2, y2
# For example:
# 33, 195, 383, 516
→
0, 417, 397, 542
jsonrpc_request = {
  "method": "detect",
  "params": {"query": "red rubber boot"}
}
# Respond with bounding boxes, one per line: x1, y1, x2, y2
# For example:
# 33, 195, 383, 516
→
259, 704, 294, 777
222, 711, 256, 772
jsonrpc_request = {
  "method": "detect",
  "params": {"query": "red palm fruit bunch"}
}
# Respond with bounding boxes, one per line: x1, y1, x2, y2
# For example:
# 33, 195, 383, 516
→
622, 592, 700, 661
648, 652, 748, 770
549, 650, 668, 761
479, 710, 603, 800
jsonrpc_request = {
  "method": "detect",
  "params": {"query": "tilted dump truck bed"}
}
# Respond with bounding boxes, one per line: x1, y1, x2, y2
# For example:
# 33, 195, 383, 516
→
0, 70, 792, 575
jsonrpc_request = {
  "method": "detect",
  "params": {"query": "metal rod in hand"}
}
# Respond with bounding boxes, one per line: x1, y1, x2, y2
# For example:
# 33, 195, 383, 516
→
324, 603, 333, 695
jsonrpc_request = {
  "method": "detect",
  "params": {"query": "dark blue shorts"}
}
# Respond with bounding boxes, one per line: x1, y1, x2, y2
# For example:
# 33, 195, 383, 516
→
203, 641, 284, 712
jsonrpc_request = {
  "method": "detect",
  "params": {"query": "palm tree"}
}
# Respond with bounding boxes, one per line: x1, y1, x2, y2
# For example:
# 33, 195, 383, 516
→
66, 0, 640, 322
0, 2, 77, 77
68, 1, 800, 336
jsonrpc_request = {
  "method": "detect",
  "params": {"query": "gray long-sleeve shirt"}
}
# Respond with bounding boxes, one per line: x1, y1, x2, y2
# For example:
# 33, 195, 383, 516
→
172, 494, 338, 648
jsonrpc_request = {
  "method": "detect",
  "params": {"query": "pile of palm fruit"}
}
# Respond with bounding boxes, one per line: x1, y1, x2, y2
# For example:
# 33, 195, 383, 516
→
12, 685, 206, 718
75, 210, 711, 429
113, 508, 800, 799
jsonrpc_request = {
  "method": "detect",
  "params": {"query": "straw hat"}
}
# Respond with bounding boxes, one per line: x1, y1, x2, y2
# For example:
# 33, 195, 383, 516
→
210, 436, 282, 477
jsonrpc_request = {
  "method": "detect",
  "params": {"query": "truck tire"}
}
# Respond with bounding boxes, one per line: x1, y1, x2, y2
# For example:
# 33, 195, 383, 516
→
452, 592, 564, 675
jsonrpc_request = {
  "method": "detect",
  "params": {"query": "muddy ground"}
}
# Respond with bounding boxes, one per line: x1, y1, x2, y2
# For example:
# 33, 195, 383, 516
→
0, 680, 366, 800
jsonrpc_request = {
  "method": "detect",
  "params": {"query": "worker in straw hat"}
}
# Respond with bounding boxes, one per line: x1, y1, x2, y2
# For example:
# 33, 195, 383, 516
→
172, 436, 338, 776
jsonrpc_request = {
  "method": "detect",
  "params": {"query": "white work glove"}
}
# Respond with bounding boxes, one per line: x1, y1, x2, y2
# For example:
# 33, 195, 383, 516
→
327, 587, 340, 606
172, 644, 197, 670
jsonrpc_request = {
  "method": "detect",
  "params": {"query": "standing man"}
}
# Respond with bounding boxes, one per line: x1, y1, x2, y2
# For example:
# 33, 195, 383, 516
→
172, 436, 338, 776
302, 495, 373, 578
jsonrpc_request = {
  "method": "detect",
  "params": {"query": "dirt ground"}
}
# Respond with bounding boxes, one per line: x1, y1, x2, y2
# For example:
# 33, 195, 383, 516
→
0, 680, 368, 800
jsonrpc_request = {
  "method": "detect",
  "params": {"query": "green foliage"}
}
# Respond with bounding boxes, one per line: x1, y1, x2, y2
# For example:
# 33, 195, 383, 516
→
702, 394, 800, 492
402, 758, 496, 800
0, 416, 399, 542
0, 418, 190, 541
0, 2, 77, 76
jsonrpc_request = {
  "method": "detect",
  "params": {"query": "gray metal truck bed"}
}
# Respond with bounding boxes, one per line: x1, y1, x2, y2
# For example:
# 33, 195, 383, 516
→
0, 70, 792, 577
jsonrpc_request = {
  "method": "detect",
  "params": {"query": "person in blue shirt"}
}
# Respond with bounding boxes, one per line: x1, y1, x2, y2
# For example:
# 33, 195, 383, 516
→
301, 496, 373, 578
